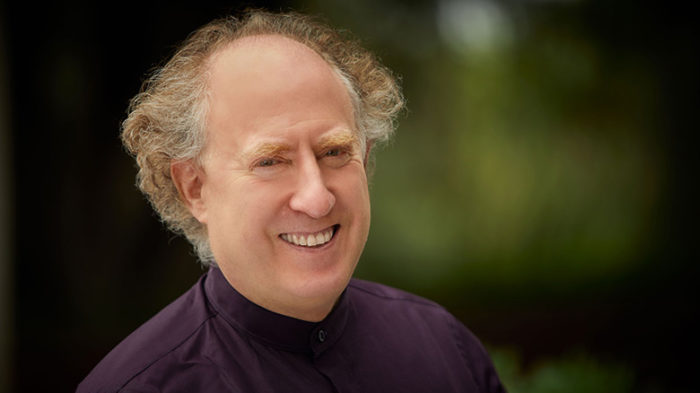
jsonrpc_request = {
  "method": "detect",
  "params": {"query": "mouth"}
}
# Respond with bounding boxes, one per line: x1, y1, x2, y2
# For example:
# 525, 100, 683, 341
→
280, 225, 339, 248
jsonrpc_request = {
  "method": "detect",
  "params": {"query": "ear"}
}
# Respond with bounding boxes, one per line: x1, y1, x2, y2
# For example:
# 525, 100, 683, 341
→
171, 160, 208, 224
363, 141, 373, 169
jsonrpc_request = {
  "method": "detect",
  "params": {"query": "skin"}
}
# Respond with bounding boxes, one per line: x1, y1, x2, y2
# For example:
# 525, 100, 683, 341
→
171, 35, 371, 322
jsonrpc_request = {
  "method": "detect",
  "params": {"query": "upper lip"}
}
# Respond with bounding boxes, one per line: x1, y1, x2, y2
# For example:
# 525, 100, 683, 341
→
279, 224, 338, 237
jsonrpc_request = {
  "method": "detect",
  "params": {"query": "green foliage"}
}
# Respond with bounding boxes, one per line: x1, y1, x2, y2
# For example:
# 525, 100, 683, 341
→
309, 1, 662, 296
490, 349, 636, 393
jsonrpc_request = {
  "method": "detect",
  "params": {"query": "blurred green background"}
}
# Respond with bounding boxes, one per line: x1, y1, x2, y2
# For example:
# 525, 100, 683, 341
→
1, 0, 697, 392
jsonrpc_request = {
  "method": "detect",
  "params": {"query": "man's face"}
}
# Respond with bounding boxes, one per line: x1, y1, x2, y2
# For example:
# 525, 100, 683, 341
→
185, 36, 370, 321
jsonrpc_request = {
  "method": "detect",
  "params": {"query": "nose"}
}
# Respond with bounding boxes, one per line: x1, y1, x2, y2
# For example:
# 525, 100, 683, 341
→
289, 159, 336, 218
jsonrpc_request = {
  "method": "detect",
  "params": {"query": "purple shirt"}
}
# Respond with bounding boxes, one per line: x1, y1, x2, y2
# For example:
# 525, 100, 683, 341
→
78, 268, 505, 392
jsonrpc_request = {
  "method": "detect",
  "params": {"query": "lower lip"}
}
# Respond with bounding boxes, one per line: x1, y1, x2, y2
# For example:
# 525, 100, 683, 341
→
280, 225, 339, 251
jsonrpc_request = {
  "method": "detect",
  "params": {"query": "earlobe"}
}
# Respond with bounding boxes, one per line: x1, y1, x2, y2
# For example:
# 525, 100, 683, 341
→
170, 160, 208, 223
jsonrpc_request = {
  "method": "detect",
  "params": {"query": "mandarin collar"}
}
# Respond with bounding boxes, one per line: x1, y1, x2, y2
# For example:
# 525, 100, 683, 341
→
204, 267, 350, 356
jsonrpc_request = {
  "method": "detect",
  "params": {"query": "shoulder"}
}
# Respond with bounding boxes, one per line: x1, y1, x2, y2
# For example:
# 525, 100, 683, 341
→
347, 278, 506, 393
347, 277, 448, 315
347, 278, 464, 336
77, 273, 217, 393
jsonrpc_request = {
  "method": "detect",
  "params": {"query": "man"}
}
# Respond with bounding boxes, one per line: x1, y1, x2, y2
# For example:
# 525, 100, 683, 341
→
78, 10, 505, 393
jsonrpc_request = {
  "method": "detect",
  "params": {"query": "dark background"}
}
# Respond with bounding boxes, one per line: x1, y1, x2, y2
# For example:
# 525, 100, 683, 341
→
1, 1, 698, 392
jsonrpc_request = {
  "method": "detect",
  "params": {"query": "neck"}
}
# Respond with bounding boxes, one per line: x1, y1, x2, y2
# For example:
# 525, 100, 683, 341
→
217, 267, 342, 322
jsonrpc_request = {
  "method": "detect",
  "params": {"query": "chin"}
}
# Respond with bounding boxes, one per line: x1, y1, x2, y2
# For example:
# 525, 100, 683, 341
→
286, 266, 353, 304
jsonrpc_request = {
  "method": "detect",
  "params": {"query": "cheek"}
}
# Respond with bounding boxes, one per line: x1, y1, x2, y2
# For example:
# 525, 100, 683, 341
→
240, 198, 277, 241
336, 166, 371, 217
231, 180, 292, 236
203, 178, 250, 232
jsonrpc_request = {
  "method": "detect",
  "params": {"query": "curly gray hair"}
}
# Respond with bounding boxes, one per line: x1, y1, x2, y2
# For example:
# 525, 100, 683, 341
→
121, 10, 404, 265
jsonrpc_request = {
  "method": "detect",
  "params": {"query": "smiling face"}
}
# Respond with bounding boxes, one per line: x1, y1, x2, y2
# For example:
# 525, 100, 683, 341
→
172, 35, 370, 321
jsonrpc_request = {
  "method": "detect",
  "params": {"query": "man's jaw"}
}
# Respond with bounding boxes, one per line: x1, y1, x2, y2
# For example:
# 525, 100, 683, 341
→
280, 224, 339, 248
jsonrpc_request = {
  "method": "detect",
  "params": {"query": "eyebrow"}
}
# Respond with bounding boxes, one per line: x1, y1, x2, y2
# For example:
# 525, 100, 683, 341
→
241, 130, 360, 162
242, 142, 292, 163
316, 131, 360, 152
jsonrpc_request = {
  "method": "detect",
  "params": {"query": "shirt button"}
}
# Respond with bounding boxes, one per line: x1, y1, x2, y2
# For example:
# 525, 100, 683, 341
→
317, 329, 327, 343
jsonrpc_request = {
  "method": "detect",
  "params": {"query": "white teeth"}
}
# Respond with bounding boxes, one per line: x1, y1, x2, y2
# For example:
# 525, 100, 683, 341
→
281, 227, 335, 247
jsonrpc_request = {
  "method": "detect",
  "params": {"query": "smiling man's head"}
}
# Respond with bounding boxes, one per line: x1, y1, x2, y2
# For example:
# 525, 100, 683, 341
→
121, 11, 404, 320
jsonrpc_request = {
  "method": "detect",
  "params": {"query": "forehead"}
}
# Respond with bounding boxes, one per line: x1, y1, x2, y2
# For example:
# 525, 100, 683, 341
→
205, 34, 350, 108
204, 35, 356, 152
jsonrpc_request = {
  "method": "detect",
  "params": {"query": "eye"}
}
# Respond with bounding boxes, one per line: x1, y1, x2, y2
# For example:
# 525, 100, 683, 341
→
320, 146, 353, 168
257, 158, 278, 167
251, 157, 288, 172
325, 148, 342, 157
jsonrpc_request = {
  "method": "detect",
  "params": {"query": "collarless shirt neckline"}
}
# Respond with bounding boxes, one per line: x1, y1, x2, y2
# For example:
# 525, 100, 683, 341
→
204, 267, 351, 356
